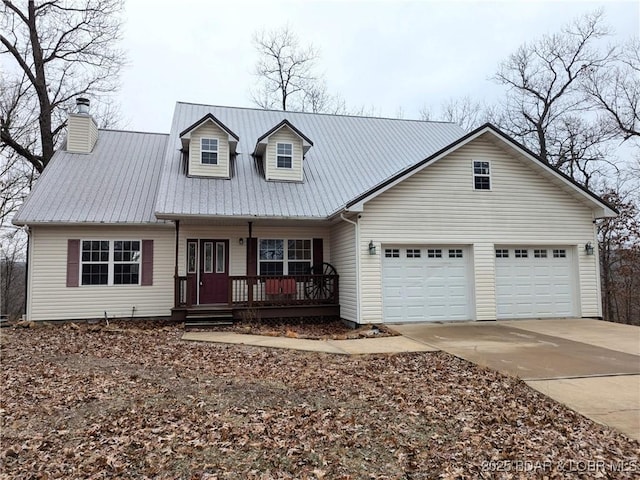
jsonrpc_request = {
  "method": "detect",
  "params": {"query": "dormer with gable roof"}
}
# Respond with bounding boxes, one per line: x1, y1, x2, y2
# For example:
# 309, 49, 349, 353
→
253, 120, 313, 182
180, 113, 239, 178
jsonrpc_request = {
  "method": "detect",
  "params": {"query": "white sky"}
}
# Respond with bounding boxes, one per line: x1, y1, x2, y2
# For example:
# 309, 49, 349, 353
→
118, 0, 639, 133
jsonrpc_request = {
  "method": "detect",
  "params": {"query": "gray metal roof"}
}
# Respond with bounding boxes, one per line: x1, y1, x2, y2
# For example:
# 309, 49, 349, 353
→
13, 130, 168, 225
155, 102, 466, 219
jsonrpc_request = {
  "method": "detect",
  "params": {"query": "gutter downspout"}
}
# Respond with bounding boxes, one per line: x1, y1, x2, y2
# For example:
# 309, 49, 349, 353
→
340, 213, 361, 325
24, 226, 31, 320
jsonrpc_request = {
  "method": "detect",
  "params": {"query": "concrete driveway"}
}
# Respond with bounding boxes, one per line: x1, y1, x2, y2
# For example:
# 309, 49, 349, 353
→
392, 318, 640, 441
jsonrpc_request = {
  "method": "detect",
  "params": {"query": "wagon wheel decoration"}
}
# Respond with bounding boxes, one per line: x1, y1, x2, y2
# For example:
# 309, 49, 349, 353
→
304, 262, 337, 300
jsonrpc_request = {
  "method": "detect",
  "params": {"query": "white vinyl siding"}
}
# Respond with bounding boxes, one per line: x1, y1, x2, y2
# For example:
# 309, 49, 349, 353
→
358, 136, 600, 323
66, 114, 98, 154
473, 243, 496, 320
329, 220, 358, 323
27, 226, 174, 321
188, 121, 230, 178
264, 127, 304, 182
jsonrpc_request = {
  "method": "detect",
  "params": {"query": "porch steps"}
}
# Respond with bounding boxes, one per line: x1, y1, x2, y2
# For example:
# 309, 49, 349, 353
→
184, 309, 234, 329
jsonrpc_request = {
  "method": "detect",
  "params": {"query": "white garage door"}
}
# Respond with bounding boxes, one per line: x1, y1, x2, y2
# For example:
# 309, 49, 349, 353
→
495, 246, 575, 319
382, 246, 472, 323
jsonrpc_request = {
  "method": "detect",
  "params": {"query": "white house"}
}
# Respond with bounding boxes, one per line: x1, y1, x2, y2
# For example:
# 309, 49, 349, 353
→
13, 100, 617, 324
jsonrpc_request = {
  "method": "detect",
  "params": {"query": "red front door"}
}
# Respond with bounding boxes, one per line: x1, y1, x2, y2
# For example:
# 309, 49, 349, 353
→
199, 239, 229, 304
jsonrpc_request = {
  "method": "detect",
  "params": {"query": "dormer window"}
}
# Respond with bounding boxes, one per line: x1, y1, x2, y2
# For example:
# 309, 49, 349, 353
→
253, 120, 313, 182
201, 138, 218, 165
179, 113, 239, 179
277, 143, 293, 168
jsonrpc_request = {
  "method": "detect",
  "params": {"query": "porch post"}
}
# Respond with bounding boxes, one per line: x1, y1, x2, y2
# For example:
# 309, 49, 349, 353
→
247, 221, 254, 306
173, 220, 180, 308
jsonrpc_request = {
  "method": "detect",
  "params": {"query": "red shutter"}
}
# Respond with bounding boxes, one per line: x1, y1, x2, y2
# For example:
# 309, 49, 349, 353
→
247, 237, 257, 277
313, 238, 323, 268
141, 240, 154, 286
67, 239, 80, 287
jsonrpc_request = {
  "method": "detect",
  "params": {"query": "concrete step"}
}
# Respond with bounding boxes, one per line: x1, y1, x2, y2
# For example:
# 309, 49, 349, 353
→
185, 312, 233, 320
184, 319, 234, 329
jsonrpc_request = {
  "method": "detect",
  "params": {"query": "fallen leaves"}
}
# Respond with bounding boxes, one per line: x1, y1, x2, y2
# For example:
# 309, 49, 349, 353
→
0, 322, 638, 479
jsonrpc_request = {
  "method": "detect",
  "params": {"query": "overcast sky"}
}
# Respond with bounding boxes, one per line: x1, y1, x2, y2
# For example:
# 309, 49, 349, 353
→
119, 0, 639, 133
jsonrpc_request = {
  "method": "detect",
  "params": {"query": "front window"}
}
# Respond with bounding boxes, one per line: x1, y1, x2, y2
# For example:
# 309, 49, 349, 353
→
201, 138, 218, 165
473, 160, 491, 190
277, 143, 293, 168
81, 240, 109, 285
259, 239, 311, 275
81, 240, 140, 285
113, 241, 140, 284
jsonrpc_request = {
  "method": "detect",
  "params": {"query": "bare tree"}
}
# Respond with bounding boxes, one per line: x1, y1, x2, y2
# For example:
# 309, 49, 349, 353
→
0, 0, 125, 174
1, 1, 125, 318
493, 10, 615, 170
420, 96, 488, 131
299, 79, 348, 115
251, 25, 354, 115
584, 39, 640, 141
0, 225, 27, 320
598, 188, 640, 324
251, 26, 319, 112
0, 151, 35, 225
548, 115, 618, 189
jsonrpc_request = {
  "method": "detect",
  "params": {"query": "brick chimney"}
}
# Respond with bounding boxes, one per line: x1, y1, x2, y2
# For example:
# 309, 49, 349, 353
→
66, 97, 98, 153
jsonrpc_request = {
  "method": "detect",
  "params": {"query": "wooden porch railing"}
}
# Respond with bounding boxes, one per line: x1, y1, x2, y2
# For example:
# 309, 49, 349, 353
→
175, 274, 339, 308
229, 274, 339, 307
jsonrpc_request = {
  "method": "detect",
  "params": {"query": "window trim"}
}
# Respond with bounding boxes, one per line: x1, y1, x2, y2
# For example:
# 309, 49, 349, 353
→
201, 137, 219, 165
80, 239, 141, 286
472, 160, 491, 191
215, 242, 226, 274
258, 238, 313, 276
187, 241, 198, 274
276, 142, 293, 169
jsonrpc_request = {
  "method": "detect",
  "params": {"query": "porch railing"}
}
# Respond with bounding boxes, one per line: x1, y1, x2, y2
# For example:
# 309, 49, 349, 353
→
175, 274, 339, 308
229, 274, 339, 307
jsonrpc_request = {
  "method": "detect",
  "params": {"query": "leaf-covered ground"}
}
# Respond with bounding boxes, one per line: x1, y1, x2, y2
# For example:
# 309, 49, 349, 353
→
1, 323, 638, 479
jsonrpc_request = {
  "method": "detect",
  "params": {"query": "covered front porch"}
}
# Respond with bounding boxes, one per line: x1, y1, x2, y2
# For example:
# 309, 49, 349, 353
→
167, 218, 341, 323
172, 272, 340, 322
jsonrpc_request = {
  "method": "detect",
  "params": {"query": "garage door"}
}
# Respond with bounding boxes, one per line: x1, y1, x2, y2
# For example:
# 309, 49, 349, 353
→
382, 246, 472, 323
495, 246, 575, 319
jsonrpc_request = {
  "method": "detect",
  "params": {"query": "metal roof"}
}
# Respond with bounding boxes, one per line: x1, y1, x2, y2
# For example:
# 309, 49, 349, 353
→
13, 130, 169, 225
155, 102, 466, 219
